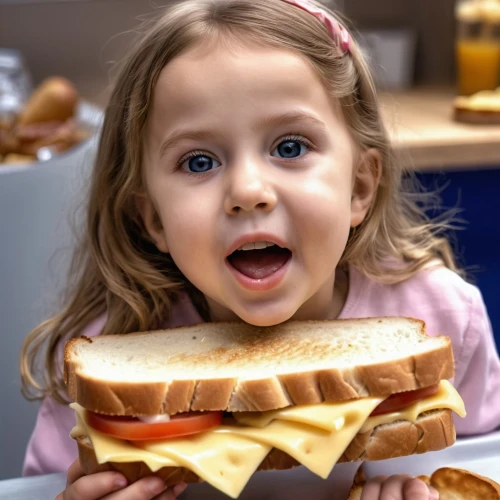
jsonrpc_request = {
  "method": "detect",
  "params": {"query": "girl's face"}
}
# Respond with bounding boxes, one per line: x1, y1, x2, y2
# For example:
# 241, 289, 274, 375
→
140, 41, 378, 326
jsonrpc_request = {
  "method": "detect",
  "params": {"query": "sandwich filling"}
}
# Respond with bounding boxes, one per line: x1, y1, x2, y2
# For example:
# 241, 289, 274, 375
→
71, 380, 465, 499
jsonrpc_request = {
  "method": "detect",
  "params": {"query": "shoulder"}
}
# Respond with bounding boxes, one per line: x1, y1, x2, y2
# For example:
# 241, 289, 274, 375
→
79, 293, 204, 336
347, 264, 480, 320
346, 265, 485, 363
400, 265, 481, 311
23, 396, 77, 475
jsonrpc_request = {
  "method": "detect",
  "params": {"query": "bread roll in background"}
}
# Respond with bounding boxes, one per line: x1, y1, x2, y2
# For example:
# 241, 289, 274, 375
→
348, 466, 500, 500
2, 153, 36, 165
453, 87, 500, 124
17, 77, 79, 126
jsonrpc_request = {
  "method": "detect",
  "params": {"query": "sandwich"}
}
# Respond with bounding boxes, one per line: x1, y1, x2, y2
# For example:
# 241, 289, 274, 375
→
348, 466, 500, 500
64, 317, 466, 499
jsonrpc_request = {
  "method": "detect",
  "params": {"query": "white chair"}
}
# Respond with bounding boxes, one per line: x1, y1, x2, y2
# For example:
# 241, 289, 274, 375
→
0, 105, 100, 479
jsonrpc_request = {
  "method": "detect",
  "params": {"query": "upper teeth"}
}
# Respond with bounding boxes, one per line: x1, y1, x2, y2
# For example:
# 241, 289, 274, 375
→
237, 241, 276, 251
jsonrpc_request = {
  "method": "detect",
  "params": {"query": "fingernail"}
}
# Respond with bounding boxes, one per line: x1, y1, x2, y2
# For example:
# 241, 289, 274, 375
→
145, 476, 166, 495
173, 483, 188, 496
114, 475, 128, 488
428, 486, 440, 500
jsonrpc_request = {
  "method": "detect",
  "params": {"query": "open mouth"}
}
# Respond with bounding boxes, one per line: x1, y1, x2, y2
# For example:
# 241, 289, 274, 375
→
226, 242, 292, 280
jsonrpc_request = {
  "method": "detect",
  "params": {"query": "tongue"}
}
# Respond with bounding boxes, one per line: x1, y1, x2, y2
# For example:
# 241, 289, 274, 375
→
228, 247, 290, 279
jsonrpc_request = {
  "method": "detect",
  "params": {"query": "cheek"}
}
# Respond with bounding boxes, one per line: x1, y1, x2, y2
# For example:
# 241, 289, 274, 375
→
292, 169, 352, 224
290, 171, 352, 256
153, 187, 216, 255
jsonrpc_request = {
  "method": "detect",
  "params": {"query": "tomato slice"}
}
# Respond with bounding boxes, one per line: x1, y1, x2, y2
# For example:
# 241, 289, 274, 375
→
370, 384, 440, 417
86, 410, 223, 441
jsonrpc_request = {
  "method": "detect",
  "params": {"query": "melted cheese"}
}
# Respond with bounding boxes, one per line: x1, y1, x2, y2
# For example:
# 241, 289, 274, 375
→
71, 380, 465, 499
360, 380, 466, 433
216, 403, 380, 478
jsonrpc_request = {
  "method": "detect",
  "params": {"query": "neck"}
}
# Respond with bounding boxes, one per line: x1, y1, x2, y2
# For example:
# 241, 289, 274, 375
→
291, 266, 349, 322
206, 266, 349, 324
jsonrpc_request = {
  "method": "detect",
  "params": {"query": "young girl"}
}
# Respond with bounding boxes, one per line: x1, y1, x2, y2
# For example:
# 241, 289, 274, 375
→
20, 0, 500, 499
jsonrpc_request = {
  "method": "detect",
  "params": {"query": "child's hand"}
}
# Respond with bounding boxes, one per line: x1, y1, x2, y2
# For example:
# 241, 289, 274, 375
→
358, 474, 439, 500
55, 458, 187, 500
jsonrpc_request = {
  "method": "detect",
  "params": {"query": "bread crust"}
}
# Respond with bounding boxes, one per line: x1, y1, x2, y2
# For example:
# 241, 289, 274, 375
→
76, 409, 455, 487
429, 467, 500, 499
64, 319, 454, 415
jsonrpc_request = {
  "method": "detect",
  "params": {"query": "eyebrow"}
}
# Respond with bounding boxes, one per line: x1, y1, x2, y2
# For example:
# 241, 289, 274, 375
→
159, 130, 218, 159
259, 111, 328, 132
158, 111, 327, 158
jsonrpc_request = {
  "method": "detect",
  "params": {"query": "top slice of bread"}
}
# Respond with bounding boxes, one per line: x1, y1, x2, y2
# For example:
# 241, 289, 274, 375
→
64, 317, 454, 415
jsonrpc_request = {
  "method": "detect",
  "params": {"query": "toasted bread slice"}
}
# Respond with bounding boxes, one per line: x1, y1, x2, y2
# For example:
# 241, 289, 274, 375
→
64, 317, 454, 415
348, 465, 500, 500
77, 409, 455, 486
429, 467, 500, 500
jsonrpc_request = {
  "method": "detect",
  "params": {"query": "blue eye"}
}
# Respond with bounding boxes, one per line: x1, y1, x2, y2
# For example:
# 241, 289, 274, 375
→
181, 154, 221, 173
272, 139, 308, 159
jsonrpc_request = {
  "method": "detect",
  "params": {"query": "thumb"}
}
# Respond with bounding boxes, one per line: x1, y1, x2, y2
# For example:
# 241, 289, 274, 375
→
428, 486, 440, 500
172, 483, 188, 497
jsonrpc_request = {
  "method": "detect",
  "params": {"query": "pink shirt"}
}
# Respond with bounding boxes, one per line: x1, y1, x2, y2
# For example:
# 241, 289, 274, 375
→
22, 265, 500, 476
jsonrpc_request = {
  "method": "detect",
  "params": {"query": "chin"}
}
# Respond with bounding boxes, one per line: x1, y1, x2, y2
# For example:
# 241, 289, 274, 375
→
233, 305, 297, 327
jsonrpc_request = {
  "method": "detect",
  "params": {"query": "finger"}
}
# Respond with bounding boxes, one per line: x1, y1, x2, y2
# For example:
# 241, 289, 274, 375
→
172, 483, 187, 497
151, 488, 177, 500
151, 492, 175, 500
66, 459, 86, 487
402, 478, 438, 500
360, 475, 389, 500
103, 476, 167, 500
65, 471, 128, 499
428, 486, 440, 500
152, 483, 188, 500
379, 475, 425, 500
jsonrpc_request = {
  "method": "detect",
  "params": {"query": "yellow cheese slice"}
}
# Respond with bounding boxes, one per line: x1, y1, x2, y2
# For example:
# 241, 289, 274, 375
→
71, 380, 465, 499
233, 396, 383, 431
72, 404, 270, 498
217, 398, 380, 479
360, 380, 466, 433
136, 429, 271, 497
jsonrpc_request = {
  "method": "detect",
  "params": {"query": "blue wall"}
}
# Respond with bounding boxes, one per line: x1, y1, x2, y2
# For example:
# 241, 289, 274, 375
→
416, 168, 499, 349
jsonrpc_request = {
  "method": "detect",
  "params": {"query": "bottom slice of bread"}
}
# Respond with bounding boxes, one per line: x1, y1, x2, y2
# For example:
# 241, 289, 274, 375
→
76, 409, 455, 487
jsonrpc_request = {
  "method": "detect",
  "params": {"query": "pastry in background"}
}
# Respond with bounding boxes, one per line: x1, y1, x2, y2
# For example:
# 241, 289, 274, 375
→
17, 76, 78, 126
454, 87, 500, 123
418, 468, 500, 500
0, 76, 87, 165
1, 153, 36, 165
348, 465, 500, 500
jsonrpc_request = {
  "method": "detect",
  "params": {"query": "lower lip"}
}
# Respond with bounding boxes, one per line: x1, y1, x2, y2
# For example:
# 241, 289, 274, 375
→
225, 255, 291, 292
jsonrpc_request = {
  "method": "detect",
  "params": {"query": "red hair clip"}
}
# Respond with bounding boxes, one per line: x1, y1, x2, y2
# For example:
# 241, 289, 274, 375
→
282, 0, 350, 53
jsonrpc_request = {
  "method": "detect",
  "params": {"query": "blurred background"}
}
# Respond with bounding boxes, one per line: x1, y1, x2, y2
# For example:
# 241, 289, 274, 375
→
0, 0, 499, 482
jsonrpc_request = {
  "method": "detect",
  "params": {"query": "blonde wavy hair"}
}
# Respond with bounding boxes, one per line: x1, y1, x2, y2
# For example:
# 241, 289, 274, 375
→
21, 0, 459, 404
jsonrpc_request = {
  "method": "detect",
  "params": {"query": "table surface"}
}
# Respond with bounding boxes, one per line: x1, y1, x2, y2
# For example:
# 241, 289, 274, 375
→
2, 431, 499, 500
380, 87, 500, 171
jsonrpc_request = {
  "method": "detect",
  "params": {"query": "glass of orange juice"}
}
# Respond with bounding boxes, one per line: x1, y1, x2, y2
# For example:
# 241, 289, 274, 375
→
456, 0, 500, 96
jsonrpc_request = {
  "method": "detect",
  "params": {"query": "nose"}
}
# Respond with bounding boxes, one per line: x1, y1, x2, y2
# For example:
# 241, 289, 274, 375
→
223, 158, 277, 215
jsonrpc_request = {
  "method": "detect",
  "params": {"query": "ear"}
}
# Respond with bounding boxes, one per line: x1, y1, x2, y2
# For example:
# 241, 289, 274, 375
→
350, 148, 382, 228
135, 193, 169, 253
